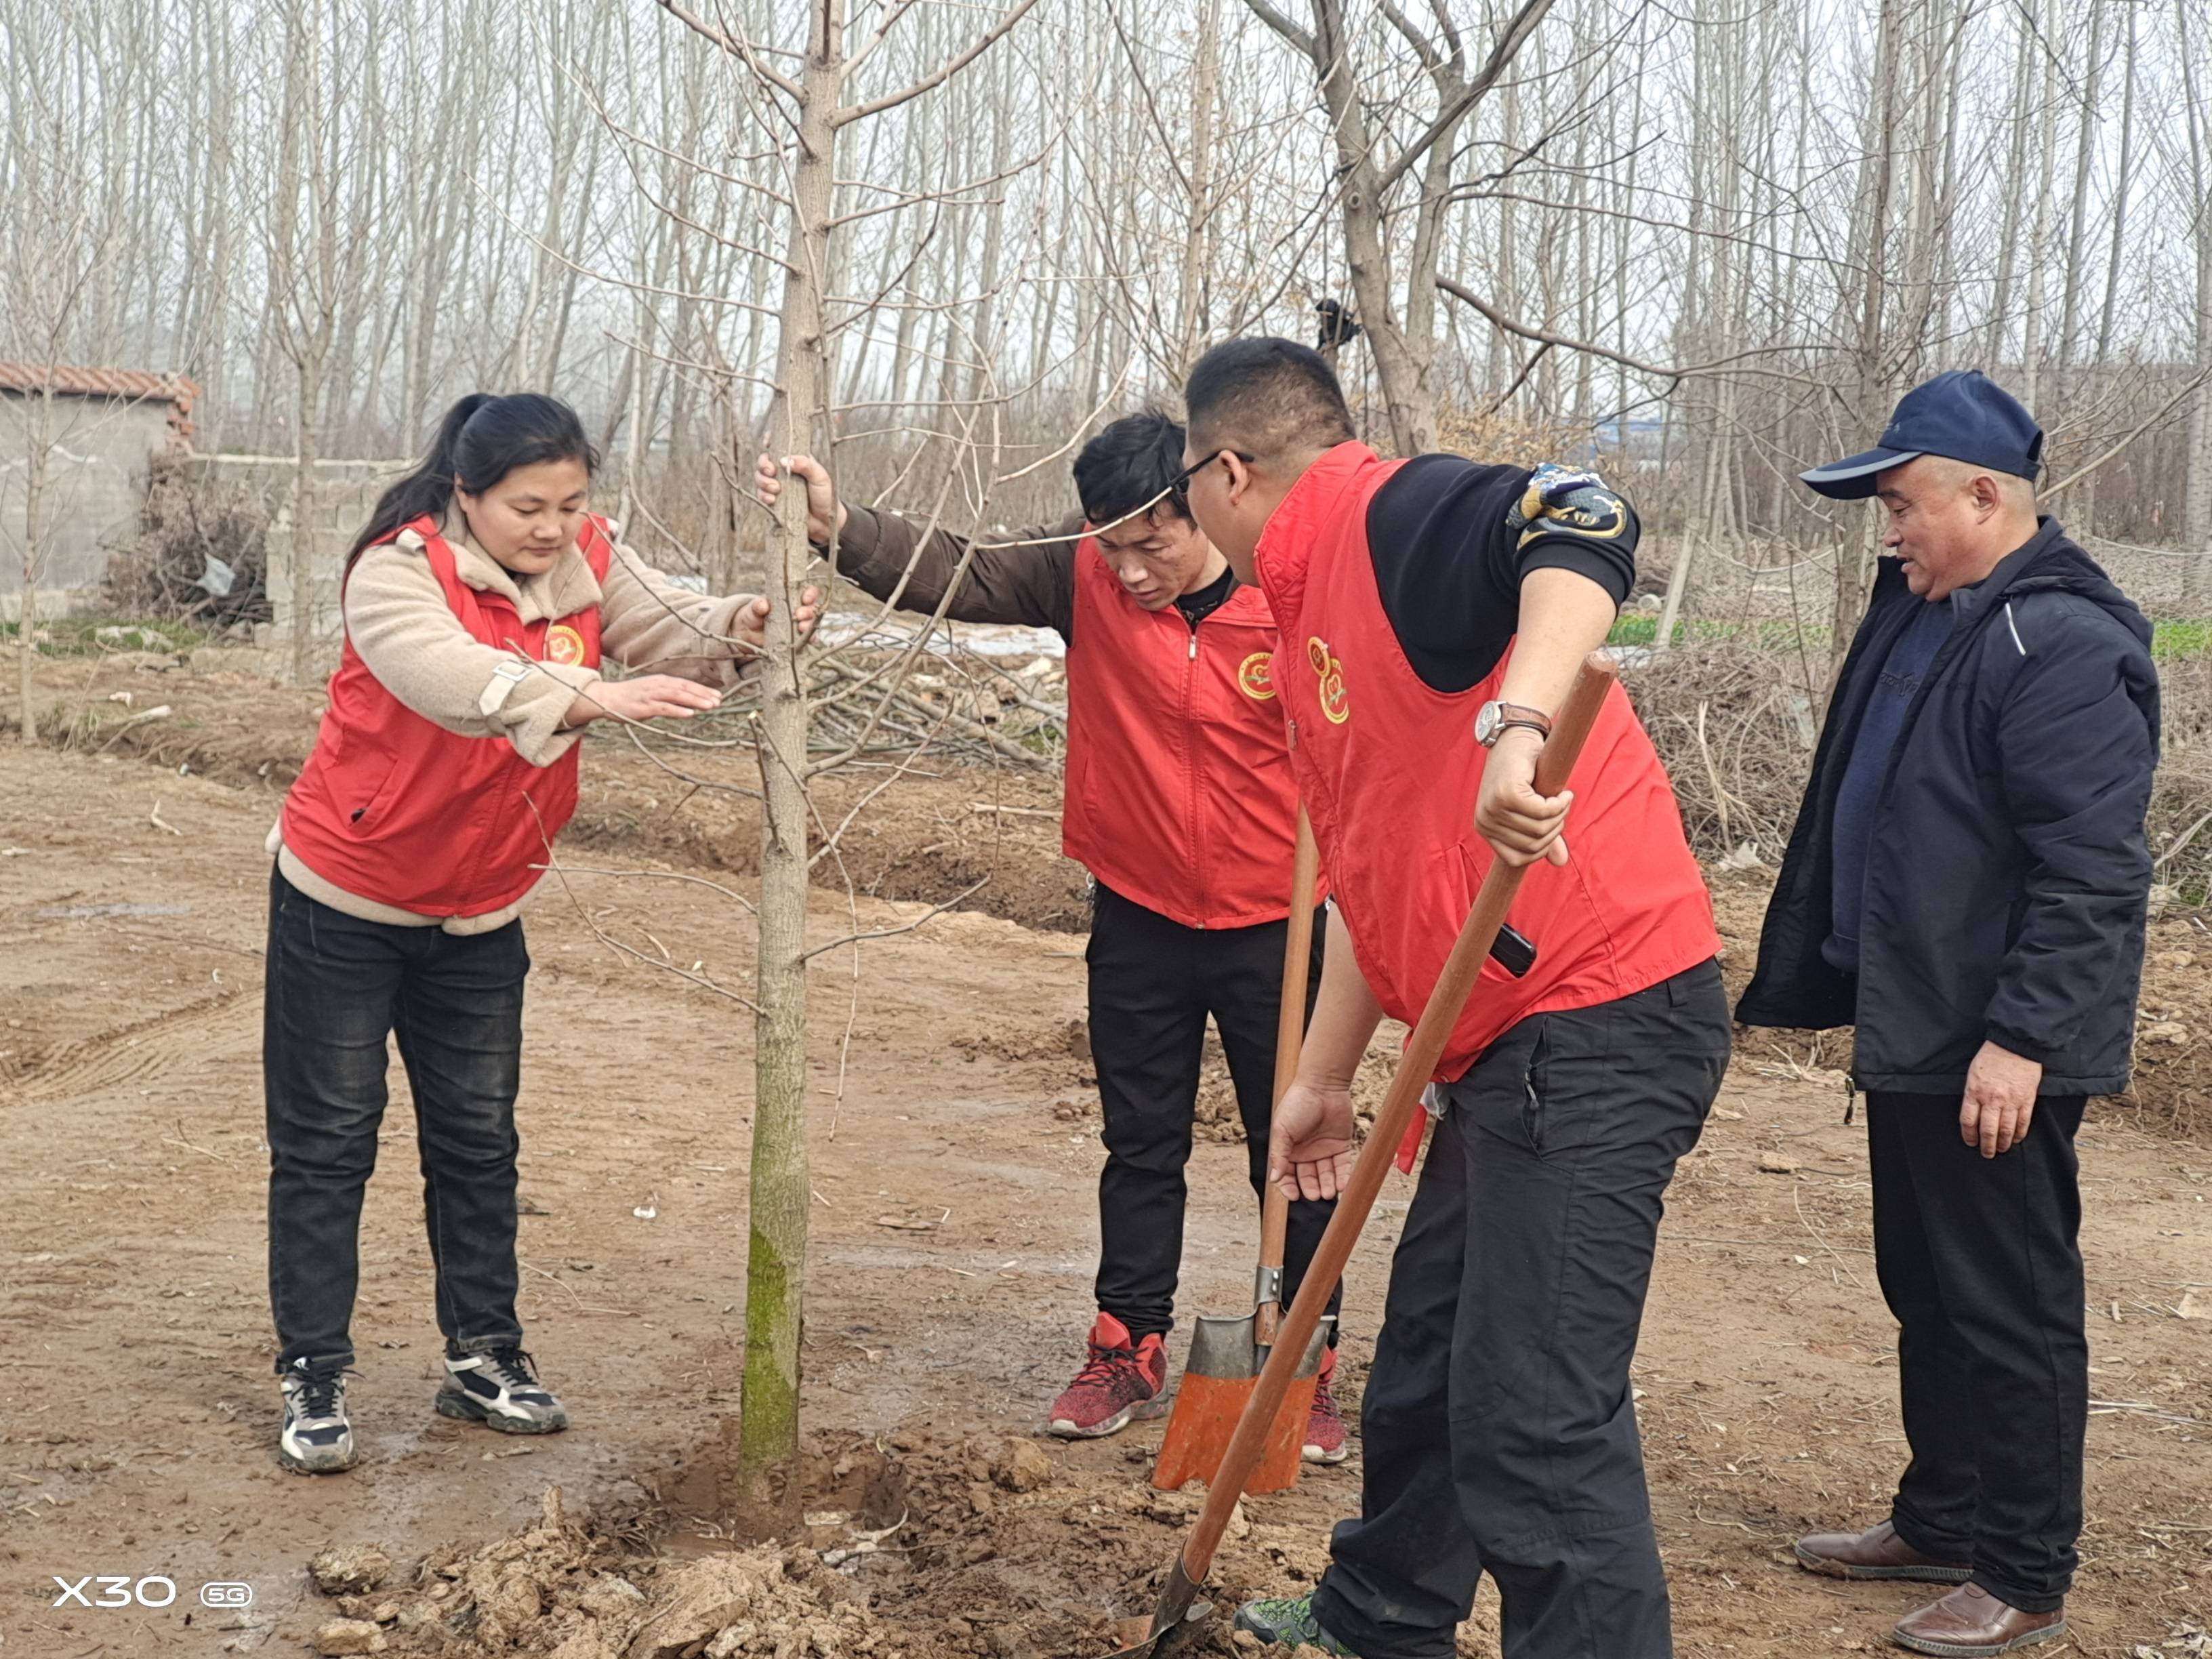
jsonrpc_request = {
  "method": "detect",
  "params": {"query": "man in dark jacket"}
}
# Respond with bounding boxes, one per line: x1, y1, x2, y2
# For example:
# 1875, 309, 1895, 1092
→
1738, 370, 2158, 1657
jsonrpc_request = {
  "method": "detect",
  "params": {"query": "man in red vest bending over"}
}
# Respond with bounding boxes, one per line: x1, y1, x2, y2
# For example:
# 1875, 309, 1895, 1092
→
1176, 340, 1729, 1659
755, 412, 1347, 1458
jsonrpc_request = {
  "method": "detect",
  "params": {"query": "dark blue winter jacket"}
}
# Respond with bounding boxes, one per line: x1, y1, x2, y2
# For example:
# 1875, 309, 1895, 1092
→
1737, 519, 2159, 1096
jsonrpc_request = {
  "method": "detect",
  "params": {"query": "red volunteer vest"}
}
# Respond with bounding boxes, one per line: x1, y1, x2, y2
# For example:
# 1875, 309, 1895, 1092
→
280, 514, 614, 920
1255, 443, 1719, 1103
1061, 535, 1322, 928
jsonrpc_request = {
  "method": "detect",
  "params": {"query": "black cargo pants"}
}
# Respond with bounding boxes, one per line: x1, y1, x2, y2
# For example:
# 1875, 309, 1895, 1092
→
1086, 882, 1343, 1343
1311, 961, 1730, 1659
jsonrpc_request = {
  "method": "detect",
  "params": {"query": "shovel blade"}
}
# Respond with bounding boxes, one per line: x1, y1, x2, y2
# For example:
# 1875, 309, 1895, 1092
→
1106, 1555, 1212, 1659
1151, 1315, 1330, 1494
1153, 1370, 1315, 1494
1107, 1600, 1212, 1659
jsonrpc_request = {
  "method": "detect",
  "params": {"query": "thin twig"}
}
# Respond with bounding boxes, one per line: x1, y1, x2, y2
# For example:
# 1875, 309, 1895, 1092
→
798, 876, 991, 962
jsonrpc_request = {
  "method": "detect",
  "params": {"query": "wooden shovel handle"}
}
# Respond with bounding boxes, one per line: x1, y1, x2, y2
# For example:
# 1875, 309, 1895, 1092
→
1174, 655, 1618, 1589
1254, 808, 1321, 1349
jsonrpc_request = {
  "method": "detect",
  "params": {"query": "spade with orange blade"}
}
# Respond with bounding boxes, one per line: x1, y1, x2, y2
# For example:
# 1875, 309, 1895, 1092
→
1151, 807, 1330, 1496
1110, 655, 1618, 1658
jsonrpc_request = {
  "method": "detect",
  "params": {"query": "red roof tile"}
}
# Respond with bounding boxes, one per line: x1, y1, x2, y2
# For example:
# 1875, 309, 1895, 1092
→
0, 361, 200, 402
0, 362, 200, 443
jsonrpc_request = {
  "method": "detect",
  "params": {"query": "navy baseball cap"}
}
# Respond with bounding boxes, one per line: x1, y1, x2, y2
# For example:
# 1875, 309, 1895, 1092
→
1801, 369, 2044, 499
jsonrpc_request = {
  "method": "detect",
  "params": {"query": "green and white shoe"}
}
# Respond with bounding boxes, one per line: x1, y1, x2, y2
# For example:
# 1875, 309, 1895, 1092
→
1233, 1597, 1358, 1656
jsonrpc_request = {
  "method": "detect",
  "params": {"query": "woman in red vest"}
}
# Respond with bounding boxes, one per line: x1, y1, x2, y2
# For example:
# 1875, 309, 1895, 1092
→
267, 392, 814, 1474
1176, 341, 1728, 1659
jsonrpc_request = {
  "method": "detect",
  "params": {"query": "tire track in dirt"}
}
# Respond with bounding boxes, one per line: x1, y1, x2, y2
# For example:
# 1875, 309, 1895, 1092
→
0, 987, 261, 1102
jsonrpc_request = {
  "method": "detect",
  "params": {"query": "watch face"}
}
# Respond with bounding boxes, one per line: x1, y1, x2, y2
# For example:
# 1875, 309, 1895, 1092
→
1475, 702, 1500, 745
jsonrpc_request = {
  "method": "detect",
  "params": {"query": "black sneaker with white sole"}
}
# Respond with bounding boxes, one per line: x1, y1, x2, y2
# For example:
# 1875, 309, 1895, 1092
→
277, 1358, 358, 1473
436, 1345, 569, 1435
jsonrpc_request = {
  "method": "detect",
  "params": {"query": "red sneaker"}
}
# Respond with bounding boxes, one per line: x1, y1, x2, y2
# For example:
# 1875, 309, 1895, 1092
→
1046, 1312, 1168, 1438
1303, 1346, 1348, 1464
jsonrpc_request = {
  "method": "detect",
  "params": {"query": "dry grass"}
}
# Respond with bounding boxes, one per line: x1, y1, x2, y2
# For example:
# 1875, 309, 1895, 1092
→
1623, 640, 1822, 866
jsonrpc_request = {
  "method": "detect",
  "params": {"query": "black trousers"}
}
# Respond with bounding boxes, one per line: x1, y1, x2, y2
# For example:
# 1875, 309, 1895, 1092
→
1086, 882, 1341, 1345
1866, 1090, 2087, 1614
264, 868, 531, 1372
1311, 962, 1730, 1659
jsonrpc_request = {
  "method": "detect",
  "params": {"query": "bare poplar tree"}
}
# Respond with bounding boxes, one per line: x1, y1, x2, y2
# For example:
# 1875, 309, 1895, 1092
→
652, 0, 1044, 1532
1244, 0, 1559, 454
263, 0, 382, 682
0, 0, 127, 742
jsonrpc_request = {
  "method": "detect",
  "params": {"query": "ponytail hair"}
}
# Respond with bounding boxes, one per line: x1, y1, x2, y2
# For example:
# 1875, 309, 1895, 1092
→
348, 392, 601, 569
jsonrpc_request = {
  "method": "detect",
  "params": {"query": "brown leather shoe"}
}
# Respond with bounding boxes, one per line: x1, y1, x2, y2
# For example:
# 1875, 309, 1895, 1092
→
1794, 1519, 1972, 1583
1892, 1584, 2066, 1656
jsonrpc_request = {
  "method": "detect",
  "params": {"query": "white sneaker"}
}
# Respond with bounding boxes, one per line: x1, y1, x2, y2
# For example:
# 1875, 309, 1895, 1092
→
435, 1346, 569, 1435
277, 1359, 358, 1473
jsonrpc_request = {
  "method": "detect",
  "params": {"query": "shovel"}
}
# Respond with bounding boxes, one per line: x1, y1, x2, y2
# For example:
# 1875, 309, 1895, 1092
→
1152, 809, 1331, 1496
1111, 655, 1619, 1659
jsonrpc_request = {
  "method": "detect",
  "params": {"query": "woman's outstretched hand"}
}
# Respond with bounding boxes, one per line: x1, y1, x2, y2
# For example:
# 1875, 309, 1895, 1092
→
564, 675, 724, 728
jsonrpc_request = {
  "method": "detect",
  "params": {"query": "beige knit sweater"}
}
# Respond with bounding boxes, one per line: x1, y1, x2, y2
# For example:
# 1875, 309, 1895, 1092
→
273, 515, 763, 933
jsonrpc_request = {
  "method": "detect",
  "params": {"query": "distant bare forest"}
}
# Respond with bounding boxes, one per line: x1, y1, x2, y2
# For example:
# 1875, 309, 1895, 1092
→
6, 0, 2211, 619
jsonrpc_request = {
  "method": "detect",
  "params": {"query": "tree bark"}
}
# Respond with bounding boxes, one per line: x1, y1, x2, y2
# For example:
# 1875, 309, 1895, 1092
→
2181, 0, 2212, 596
735, 0, 838, 1538
1828, 0, 1902, 693
291, 362, 323, 687
16, 390, 52, 746
1176, 0, 1223, 377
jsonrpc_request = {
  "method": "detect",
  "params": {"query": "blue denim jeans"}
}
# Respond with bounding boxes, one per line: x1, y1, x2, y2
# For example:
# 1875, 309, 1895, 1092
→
264, 867, 530, 1371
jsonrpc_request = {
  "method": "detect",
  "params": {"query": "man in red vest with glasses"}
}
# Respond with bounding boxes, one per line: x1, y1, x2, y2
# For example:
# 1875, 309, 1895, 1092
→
756, 413, 1349, 1458
1175, 339, 1729, 1659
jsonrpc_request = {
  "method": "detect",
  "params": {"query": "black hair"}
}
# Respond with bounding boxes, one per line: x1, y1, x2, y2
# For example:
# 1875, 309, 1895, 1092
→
348, 392, 600, 567
1071, 409, 1191, 528
1184, 337, 1355, 459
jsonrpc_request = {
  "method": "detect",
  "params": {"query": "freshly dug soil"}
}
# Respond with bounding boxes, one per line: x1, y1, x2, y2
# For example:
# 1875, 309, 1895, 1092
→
297, 1431, 1397, 1659
302, 1485, 893, 1659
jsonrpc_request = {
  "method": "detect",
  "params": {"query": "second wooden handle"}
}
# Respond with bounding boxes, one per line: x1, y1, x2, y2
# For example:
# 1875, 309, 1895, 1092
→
1255, 808, 1321, 1348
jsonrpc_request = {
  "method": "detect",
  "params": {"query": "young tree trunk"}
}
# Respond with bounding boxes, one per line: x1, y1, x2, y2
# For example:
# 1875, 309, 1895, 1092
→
1984, 7, 2037, 367
1176, 0, 1223, 377
16, 394, 52, 746
2020, 40, 2058, 412
735, 0, 839, 1536
1828, 0, 1902, 693
2181, 0, 2212, 597
2057, 1, 2106, 384
2096, 5, 2138, 367
291, 356, 323, 687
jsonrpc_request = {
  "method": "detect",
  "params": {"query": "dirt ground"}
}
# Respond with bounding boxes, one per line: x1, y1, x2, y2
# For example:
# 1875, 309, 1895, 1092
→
3, 657, 2209, 1659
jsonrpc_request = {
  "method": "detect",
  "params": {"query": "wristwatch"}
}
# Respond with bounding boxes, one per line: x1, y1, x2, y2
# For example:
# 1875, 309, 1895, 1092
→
1474, 700, 1553, 747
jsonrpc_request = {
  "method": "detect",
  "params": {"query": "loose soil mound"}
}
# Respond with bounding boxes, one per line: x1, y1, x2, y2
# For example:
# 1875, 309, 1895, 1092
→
295, 1437, 1317, 1659
302, 1486, 890, 1658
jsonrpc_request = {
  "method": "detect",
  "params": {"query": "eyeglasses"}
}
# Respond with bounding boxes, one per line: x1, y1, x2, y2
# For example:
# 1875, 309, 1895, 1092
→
1164, 448, 1254, 507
